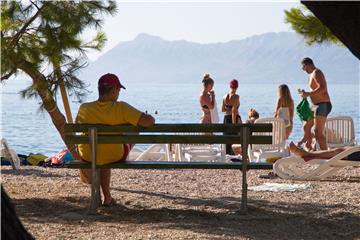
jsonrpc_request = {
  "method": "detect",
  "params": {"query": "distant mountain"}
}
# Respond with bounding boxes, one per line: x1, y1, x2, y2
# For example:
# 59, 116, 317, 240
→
81, 32, 359, 85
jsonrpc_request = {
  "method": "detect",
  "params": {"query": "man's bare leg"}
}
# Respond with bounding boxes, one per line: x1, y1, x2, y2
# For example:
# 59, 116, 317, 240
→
304, 119, 314, 150
314, 116, 328, 150
297, 119, 314, 150
100, 169, 112, 205
289, 142, 344, 159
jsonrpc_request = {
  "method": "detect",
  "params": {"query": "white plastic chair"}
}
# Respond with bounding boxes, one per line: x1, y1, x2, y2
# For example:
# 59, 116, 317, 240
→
325, 116, 356, 148
273, 145, 360, 180
173, 133, 225, 162
248, 118, 287, 162
177, 144, 225, 162
134, 144, 170, 161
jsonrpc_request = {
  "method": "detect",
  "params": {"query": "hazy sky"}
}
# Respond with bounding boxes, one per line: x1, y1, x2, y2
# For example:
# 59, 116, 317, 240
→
86, 1, 302, 60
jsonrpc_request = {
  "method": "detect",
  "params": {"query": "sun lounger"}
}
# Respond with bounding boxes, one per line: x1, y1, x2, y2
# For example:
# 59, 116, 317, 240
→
273, 145, 360, 180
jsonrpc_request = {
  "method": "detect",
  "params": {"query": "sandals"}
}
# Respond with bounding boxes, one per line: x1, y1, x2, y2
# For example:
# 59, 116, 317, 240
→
259, 172, 278, 179
230, 157, 242, 162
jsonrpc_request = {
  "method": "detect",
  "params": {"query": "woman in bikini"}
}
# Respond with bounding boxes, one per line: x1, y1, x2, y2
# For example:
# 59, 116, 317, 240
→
274, 84, 294, 139
221, 79, 241, 154
199, 73, 215, 124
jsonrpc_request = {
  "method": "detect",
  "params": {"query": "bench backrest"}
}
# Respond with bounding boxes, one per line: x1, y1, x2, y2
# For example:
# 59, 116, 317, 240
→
64, 123, 272, 146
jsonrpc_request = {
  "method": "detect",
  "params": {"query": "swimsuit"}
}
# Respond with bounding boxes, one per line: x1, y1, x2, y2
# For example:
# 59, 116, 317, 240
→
278, 107, 291, 127
201, 104, 211, 123
225, 104, 233, 110
223, 113, 241, 155
315, 102, 332, 117
345, 151, 360, 161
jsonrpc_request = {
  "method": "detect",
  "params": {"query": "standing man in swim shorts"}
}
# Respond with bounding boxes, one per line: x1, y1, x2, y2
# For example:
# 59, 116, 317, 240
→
299, 57, 332, 150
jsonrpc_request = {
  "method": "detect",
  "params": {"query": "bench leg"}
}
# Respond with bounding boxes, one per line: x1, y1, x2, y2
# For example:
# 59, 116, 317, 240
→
240, 127, 250, 214
89, 169, 101, 214
88, 127, 100, 214
240, 170, 248, 214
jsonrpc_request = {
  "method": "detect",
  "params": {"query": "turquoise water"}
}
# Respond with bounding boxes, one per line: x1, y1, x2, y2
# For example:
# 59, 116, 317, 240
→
1, 81, 359, 155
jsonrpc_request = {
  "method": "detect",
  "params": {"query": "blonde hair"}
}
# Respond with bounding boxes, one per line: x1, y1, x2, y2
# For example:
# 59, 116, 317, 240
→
277, 84, 294, 107
202, 73, 214, 87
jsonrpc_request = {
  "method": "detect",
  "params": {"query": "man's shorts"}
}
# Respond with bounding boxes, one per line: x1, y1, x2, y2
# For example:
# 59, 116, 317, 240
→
79, 144, 133, 184
81, 143, 132, 163
315, 102, 332, 117
345, 151, 360, 161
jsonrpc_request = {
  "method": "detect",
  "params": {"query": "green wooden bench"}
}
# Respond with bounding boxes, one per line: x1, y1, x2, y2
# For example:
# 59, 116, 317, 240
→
64, 123, 273, 214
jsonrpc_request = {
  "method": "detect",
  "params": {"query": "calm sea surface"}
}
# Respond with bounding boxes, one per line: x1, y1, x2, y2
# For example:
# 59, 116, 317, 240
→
1, 81, 359, 156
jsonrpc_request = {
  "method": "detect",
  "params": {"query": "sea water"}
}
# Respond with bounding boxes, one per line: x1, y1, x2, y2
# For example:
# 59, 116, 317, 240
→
1, 81, 359, 156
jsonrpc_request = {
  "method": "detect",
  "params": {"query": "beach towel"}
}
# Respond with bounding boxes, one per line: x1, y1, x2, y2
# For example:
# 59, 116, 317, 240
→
210, 99, 220, 123
44, 148, 74, 167
27, 153, 48, 166
248, 183, 312, 192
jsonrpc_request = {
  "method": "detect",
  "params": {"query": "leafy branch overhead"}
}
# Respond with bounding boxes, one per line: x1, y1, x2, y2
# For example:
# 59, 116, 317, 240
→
1, 1, 117, 106
284, 7, 342, 46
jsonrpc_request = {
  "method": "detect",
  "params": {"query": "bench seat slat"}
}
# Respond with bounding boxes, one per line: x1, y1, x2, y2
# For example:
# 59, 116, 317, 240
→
65, 161, 273, 170
65, 123, 272, 133
65, 135, 272, 145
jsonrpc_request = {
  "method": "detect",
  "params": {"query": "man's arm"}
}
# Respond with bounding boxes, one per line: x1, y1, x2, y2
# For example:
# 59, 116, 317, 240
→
137, 113, 155, 127
309, 70, 326, 96
301, 70, 326, 97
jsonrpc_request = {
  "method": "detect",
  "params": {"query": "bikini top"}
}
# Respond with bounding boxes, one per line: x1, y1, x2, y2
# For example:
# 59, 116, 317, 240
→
225, 104, 233, 110
202, 105, 209, 109
224, 94, 238, 110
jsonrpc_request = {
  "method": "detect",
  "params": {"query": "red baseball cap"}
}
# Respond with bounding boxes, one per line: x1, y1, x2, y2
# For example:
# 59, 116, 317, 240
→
230, 79, 238, 89
98, 73, 126, 89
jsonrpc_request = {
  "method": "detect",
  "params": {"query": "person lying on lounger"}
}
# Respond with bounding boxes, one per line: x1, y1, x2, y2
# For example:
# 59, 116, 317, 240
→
289, 141, 360, 161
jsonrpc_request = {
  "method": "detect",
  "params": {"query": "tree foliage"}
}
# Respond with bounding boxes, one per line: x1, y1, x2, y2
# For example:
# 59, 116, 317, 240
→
284, 6, 342, 46
1, 1, 117, 106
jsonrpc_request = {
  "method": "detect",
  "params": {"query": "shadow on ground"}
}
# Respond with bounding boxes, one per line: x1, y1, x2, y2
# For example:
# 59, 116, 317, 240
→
12, 189, 360, 240
1, 168, 74, 178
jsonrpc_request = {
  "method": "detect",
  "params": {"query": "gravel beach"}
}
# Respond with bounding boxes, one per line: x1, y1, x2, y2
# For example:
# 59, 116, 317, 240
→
2, 166, 360, 239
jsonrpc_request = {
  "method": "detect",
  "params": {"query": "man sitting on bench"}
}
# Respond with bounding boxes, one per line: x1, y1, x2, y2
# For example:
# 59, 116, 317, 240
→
75, 73, 155, 206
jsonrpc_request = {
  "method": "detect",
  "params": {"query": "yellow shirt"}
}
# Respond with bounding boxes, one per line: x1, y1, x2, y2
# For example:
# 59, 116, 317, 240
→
75, 100, 142, 165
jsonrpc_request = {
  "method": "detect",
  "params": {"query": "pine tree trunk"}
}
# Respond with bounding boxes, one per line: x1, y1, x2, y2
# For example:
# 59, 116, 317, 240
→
17, 59, 80, 158
54, 63, 74, 123
19, 62, 67, 141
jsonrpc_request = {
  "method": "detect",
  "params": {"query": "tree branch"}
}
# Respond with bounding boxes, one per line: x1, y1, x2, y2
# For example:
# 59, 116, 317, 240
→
10, 3, 45, 46
1, 69, 17, 81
